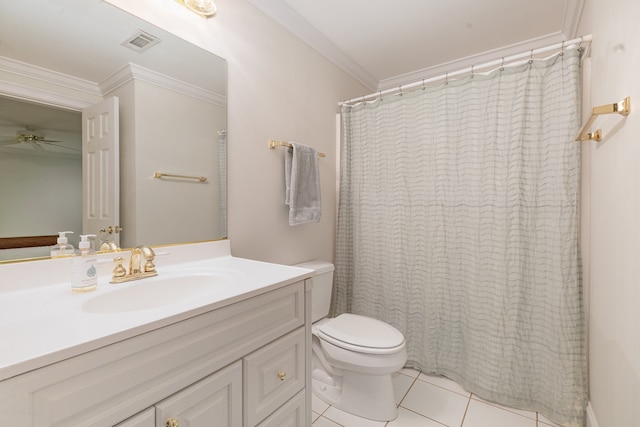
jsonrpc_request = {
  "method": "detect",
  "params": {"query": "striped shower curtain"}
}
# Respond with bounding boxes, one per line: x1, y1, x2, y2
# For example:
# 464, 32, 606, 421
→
217, 129, 227, 237
333, 48, 587, 426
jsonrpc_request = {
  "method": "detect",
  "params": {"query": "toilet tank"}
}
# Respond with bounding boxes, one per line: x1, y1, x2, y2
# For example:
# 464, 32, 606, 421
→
294, 260, 335, 322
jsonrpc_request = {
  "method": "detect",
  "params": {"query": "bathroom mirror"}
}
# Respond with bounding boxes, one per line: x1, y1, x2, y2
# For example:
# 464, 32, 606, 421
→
0, 0, 227, 262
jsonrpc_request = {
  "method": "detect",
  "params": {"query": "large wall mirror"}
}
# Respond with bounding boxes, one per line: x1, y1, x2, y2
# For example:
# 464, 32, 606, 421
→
0, 0, 227, 262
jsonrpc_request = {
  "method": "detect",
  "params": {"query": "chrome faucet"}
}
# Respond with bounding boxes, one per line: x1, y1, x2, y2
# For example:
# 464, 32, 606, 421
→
110, 245, 157, 283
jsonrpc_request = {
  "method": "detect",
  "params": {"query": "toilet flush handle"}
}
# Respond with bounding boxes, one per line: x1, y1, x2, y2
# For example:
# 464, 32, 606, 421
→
278, 371, 287, 381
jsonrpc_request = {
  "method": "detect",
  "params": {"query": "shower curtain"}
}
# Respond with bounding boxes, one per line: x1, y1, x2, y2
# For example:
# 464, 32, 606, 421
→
334, 48, 586, 426
217, 129, 227, 237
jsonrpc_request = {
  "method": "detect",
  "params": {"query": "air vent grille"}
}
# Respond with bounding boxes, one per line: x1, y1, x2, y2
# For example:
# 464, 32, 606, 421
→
122, 30, 161, 53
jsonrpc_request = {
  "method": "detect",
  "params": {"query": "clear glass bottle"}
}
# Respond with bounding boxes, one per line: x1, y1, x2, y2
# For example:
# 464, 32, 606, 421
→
50, 231, 75, 257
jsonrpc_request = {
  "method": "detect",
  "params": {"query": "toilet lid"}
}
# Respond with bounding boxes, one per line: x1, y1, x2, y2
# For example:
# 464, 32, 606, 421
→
317, 313, 405, 352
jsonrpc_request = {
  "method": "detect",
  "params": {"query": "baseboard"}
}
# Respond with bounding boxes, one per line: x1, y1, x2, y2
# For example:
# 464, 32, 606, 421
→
586, 402, 599, 427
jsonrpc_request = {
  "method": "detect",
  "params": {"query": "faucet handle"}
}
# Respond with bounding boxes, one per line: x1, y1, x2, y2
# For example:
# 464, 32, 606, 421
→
111, 257, 127, 280
139, 245, 156, 273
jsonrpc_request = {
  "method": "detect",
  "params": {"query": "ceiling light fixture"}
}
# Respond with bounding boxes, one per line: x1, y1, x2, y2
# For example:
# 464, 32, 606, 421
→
175, 0, 217, 18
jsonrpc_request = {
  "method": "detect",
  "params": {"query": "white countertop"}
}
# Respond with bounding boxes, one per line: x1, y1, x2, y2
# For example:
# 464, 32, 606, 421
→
0, 240, 313, 382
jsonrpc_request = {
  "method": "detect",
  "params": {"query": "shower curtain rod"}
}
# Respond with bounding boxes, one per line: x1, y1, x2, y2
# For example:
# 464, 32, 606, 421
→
340, 34, 592, 107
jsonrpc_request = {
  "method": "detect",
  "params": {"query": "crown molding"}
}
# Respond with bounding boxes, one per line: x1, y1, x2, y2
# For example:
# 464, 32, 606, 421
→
0, 56, 225, 110
247, 0, 585, 93
0, 79, 91, 111
100, 63, 226, 108
0, 56, 100, 96
0, 56, 100, 109
247, 0, 378, 91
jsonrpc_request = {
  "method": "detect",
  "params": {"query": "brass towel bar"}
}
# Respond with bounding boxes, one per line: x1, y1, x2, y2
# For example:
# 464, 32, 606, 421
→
153, 172, 208, 183
576, 96, 631, 142
268, 139, 326, 157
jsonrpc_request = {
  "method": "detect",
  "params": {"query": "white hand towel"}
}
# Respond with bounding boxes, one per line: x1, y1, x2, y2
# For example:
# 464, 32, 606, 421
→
285, 142, 321, 225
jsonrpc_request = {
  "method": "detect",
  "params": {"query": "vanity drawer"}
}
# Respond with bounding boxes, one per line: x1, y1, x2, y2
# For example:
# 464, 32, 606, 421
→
243, 327, 306, 426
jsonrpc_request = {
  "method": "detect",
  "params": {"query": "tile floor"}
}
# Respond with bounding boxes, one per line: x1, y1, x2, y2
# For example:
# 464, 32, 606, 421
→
311, 368, 564, 427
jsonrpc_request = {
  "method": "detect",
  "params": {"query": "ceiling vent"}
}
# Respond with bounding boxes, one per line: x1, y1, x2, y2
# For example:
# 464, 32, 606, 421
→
121, 30, 161, 53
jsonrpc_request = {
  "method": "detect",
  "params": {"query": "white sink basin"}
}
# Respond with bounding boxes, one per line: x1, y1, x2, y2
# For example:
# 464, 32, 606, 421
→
82, 269, 242, 313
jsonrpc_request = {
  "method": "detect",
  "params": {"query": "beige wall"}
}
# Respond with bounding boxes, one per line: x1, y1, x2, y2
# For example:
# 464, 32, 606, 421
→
578, 0, 640, 426
134, 80, 225, 246
106, 0, 368, 265
0, 150, 82, 260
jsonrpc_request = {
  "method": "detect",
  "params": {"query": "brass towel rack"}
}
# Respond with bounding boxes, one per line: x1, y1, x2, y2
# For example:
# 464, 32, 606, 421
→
268, 140, 326, 157
153, 172, 208, 183
576, 96, 631, 141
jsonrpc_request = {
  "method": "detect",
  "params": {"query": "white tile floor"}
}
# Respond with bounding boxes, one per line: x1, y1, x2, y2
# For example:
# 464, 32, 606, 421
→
311, 368, 564, 427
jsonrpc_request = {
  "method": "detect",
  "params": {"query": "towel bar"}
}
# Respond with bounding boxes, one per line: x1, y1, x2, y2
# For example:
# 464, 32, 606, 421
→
268, 140, 326, 157
153, 172, 208, 182
576, 96, 631, 141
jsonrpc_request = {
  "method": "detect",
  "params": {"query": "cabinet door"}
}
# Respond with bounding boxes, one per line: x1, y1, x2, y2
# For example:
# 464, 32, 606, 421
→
244, 328, 305, 426
256, 390, 305, 427
155, 361, 242, 427
115, 407, 155, 427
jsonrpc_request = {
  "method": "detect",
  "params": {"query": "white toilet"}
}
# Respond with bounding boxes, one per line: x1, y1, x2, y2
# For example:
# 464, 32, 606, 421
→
295, 260, 407, 422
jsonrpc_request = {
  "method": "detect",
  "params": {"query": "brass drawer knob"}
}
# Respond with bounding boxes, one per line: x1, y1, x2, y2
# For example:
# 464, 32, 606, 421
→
166, 418, 179, 427
278, 371, 287, 381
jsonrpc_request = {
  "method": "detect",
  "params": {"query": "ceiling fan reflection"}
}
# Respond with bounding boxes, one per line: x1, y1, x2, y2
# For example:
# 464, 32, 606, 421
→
0, 129, 80, 152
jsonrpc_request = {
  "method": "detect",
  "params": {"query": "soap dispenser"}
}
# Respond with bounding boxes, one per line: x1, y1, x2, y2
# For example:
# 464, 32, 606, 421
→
50, 231, 75, 257
71, 234, 98, 292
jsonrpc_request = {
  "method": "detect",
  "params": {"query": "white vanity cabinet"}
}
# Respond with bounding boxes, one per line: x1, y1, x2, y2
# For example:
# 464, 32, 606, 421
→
0, 279, 312, 427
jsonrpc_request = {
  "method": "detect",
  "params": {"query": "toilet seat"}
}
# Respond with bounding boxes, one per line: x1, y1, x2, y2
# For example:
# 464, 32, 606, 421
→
317, 313, 405, 355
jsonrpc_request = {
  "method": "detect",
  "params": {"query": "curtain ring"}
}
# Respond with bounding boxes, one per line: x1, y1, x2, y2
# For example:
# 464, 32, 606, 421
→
471, 65, 475, 78
529, 49, 534, 64
422, 79, 426, 90
379, 90, 383, 101
445, 72, 449, 85
560, 40, 565, 56
399, 85, 403, 96
578, 36, 584, 53
500, 57, 505, 71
